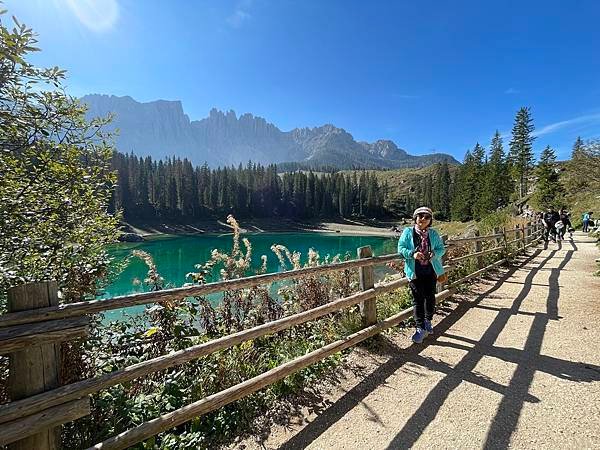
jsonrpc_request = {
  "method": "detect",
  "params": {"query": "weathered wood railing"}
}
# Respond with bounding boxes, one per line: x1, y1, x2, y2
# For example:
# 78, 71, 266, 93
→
0, 223, 543, 449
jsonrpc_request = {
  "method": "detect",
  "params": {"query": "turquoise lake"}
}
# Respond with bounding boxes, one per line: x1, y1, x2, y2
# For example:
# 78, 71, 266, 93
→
101, 232, 398, 320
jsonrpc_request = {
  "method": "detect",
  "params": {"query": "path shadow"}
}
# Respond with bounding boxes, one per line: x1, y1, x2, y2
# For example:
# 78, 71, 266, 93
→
384, 249, 560, 449
481, 247, 590, 449
385, 243, 600, 450
276, 250, 543, 450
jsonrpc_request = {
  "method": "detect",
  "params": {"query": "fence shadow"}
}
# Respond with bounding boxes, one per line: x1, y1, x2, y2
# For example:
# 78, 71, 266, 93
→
480, 246, 600, 449
383, 248, 559, 449
385, 245, 600, 449
276, 250, 543, 450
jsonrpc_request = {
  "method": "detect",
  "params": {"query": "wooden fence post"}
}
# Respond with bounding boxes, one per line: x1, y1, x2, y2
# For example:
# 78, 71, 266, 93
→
357, 246, 377, 326
474, 230, 483, 269
493, 227, 502, 247
7, 282, 61, 450
526, 221, 531, 245
521, 223, 527, 247
437, 235, 448, 293
514, 224, 521, 251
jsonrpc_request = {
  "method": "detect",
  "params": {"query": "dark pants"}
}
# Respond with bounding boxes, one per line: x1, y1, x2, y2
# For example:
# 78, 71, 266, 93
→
583, 220, 589, 232
409, 271, 437, 328
544, 225, 557, 242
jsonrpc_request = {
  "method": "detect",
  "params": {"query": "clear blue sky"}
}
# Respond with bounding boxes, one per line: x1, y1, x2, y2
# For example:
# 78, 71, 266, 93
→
6, 0, 600, 161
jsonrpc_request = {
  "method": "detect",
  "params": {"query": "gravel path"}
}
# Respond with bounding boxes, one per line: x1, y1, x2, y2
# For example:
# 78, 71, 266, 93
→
238, 233, 600, 450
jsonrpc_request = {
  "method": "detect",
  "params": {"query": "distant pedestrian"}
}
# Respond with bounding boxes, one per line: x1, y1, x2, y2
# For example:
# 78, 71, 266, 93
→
582, 211, 591, 232
397, 206, 446, 344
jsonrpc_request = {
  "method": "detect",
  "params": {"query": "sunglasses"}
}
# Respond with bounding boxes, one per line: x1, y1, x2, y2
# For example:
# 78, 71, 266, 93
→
417, 213, 432, 220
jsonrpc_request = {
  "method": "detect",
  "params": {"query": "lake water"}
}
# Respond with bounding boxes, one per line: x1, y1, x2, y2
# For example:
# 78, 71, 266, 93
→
101, 232, 398, 320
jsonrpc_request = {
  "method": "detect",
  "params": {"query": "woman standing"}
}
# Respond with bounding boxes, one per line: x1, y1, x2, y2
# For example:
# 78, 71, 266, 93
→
397, 207, 446, 343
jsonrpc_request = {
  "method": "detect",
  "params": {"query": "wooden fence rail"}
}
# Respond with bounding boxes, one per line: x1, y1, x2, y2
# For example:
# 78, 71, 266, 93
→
0, 223, 543, 449
91, 289, 457, 450
0, 254, 402, 328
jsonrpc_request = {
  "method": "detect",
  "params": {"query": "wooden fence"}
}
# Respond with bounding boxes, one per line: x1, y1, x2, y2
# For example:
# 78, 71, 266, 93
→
0, 223, 543, 449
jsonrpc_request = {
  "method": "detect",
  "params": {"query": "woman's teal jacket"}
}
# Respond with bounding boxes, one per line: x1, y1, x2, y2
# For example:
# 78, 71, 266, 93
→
397, 226, 446, 280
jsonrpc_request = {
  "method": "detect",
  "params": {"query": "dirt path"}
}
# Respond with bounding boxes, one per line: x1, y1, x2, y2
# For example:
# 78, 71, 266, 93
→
238, 233, 600, 449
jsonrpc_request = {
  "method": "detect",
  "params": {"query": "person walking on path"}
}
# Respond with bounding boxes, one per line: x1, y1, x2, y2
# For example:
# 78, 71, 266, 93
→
582, 212, 590, 232
558, 209, 573, 240
542, 207, 560, 246
397, 206, 446, 344
582, 211, 594, 232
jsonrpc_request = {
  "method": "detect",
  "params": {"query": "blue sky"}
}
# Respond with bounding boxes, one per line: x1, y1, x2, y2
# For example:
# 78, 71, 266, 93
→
5, 0, 600, 161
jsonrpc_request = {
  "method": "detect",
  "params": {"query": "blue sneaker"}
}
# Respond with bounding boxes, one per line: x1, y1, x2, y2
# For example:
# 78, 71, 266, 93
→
411, 327, 428, 344
424, 320, 434, 335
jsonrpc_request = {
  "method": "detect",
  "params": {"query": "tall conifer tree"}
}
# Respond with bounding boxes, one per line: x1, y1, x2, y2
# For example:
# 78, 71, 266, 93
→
476, 131, 511, 217
451, 150, 477, 221
433, 162, 451, 219
533, 145, 564, 209
508, 107, 536, 198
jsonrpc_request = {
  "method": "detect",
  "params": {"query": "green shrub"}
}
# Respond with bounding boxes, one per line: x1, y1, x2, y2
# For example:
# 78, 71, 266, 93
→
65, 216, 363, 449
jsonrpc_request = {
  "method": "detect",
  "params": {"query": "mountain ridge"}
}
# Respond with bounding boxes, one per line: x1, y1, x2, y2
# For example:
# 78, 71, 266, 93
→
81, 94, 459, 169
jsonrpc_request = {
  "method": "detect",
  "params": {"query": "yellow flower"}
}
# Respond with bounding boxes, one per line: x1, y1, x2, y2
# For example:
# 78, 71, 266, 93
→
144, 326, 159, 337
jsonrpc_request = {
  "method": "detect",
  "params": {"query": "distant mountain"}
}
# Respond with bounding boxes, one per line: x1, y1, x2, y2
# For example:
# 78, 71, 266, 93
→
81, 94, 459, 169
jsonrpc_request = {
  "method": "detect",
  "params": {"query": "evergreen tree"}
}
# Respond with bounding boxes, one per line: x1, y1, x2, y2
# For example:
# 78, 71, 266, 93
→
508, 107, 536, 198
475, 131, 511, 217
432, 162, 451, 219
451, 149, 479, 221
423, 173, 433, 207
365, 173, 379, 216
489, 130, 512, 208
568, 139, 600, 187
293, 172, 307, 217
533, 146, 564, 209
345, 176, 353, 216
413, 178, 423, 209
474, 162, 491, 220
337, 175, 346, 216
471, 143, 486, 220
306, 171, 316, 216
571, 136, 585, 158
432, 164, 442, 212
566, 136, 587, 191
358, 171, 367, 216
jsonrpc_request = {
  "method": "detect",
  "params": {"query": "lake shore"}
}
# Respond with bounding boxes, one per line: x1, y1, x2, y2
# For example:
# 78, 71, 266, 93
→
123, 217, 474, 241
123, 218, 405, 238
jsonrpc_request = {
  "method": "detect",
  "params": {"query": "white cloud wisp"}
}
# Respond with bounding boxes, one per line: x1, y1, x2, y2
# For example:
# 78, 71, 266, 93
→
533, 112, 600, 137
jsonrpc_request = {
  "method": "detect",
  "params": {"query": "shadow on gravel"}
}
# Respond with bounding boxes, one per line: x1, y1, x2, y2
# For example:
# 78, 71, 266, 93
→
388, 245, 600, 450
276, 250, 544, 450
482, 247, 600, 449
384, 248, 558, 449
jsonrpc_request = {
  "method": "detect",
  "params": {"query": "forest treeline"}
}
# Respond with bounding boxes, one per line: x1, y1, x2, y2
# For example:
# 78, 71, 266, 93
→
109, 106, 569, 223
109, 154, 389, 220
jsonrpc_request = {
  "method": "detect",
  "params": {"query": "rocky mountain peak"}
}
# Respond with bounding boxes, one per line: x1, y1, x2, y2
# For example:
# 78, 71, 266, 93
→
81, 94, 459, 169
367, 140, 409, 158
